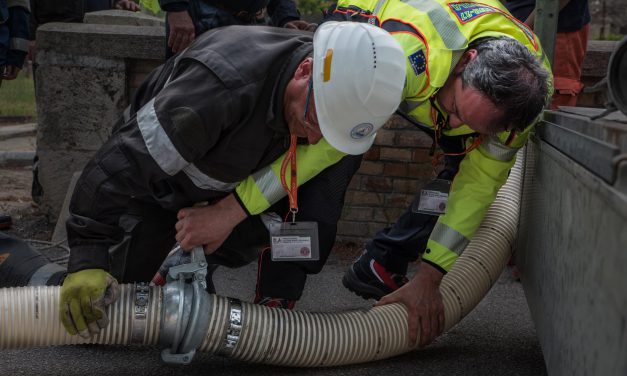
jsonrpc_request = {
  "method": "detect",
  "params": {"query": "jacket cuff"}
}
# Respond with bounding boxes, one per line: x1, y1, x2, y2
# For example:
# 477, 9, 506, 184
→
422, 259, 448, 275
233, 191, 252, 217
67, 244, 110, 273
422, 240, 458, 272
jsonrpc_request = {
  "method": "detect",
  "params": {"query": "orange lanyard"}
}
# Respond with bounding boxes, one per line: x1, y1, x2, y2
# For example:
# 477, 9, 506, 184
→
429, 94, 482, 173
280, 135, 299, 222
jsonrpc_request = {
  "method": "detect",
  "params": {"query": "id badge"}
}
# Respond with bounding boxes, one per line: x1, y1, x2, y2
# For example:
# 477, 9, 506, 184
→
269, 221, 319, 261
412, 179, 451, 215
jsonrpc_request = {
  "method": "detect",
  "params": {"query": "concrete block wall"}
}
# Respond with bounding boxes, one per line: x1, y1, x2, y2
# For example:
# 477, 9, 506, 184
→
35, 11, 164, 221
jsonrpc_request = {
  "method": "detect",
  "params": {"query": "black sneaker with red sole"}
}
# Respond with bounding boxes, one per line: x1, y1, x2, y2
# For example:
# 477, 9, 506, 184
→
342, 253, 408, 300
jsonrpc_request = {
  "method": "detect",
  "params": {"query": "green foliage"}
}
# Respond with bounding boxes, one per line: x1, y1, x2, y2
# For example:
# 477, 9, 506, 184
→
0, 71, 36, 118
597, 33, 626, 41
297, 0, 335, 16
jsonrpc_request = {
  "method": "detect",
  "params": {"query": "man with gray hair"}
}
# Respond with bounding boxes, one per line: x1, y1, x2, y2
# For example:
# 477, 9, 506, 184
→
248, 0, 553, 347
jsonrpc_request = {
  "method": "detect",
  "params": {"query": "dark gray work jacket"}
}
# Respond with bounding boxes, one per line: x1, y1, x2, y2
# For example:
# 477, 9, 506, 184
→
67, 25, 313, 272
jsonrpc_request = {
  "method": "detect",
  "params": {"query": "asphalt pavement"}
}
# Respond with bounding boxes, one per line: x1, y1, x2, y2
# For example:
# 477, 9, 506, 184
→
1, 252, 546, 376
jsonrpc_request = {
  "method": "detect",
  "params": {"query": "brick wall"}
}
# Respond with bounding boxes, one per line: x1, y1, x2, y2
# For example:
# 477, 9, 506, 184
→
337, 115, 436, 243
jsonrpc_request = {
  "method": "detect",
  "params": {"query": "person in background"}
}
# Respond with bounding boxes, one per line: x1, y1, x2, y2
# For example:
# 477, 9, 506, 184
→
505, 0, 590, 108
159, 0, 316, 58
1, 0, 29, 83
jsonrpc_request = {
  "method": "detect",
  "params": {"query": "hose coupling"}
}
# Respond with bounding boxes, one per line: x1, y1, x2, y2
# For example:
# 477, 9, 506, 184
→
159, 246, 212, 365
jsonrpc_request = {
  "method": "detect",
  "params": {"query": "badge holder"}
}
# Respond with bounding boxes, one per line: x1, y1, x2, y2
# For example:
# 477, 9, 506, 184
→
269, 219, 319, 261
412, 179, 451, 216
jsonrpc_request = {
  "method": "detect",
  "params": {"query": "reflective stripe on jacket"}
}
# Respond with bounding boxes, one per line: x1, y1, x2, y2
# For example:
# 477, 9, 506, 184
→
332, 0, 553, 272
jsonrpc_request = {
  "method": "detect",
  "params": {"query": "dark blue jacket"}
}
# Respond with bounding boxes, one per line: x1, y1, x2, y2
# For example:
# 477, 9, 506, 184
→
0, 0, 30, 68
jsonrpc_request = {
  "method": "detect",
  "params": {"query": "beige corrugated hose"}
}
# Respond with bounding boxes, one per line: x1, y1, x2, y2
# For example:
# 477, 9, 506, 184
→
0, 150, 525, 366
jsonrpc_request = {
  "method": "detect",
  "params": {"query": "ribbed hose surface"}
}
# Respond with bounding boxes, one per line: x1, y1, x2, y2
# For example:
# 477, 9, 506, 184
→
0, 284, 162, 348
198, 153, 525, 366
0, 153, 524, 366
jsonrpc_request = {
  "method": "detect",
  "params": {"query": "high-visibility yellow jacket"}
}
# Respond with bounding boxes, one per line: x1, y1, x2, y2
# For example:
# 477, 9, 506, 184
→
236, 0, 553, 273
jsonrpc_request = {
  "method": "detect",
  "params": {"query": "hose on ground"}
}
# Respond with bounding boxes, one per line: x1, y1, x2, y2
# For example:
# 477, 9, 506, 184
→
0, 151, 525, 366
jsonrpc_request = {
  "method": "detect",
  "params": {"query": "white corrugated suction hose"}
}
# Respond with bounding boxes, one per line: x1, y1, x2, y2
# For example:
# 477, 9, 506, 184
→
0, 151, 525, 366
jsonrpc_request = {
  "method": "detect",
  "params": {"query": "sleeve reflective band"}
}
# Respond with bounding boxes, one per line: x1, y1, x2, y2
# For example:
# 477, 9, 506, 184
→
402, 0, 468, 51
479, 135, 520, 161
423, 222, 468, 272
137, 98, 237, 191
430, 221, 469, 256
235, 138, 346, 215
137, 98, 189, 176
9, 37, 29, 53
423, 239, 458, 272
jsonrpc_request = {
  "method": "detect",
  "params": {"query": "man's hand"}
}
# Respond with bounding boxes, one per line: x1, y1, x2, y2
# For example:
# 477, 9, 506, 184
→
114, 0, 140, 11
284, 20, 318, 32
375, 262, 445, 347
175, 194, 247, 254
60, 269, 119, 338
167, 11, 196, 54
2, 65, 20, 80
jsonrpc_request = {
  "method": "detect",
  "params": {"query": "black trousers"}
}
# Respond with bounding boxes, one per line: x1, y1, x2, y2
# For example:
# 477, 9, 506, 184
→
112, 154, 363, 300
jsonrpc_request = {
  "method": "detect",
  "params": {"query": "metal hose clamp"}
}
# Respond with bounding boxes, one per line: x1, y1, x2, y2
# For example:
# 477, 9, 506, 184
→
131, 282, 150, 344
218, 298, 243, 357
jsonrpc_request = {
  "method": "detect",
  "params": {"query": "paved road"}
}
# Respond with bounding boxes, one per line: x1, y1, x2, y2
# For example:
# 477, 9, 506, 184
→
1, 253, 546, 376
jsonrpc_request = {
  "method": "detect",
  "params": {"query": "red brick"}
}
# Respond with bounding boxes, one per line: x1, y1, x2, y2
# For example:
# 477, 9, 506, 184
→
407, 163, 434, 179
347, 175, 361, 190
337, 220, 370, 237
362, 176, 392, 192
373, 207, 406, 223
412, 149, 433, 163
380, 147, 413, 162
383, 162, 408, 177
385, 193, 414, 208
347, 191, 384, 206
373, 129, 395, 146
392, 179, 420, 194
357, 161, 383, 175
384, 114, 414, 130
397, 131, 433, 148
363, 146, 380, 161
336, 235, 369, 244
341, 207, 374, 221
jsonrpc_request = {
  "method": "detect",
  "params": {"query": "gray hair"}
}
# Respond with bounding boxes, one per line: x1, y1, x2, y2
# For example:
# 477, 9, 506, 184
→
461, 37, 551, 133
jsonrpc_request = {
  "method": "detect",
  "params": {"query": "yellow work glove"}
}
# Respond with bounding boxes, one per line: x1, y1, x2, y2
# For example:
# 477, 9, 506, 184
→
60, 269, 119, 338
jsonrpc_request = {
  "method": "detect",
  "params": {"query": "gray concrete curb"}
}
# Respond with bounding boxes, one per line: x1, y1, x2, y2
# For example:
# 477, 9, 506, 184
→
0, 123, 37, 141
0, 151, 36, 167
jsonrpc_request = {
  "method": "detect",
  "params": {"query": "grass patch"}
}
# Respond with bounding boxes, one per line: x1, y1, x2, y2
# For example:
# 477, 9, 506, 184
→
0, 71, 36, 118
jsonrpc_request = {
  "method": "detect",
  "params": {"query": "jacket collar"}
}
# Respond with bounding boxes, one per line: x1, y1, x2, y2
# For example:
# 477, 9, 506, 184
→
266, 43, 314, 134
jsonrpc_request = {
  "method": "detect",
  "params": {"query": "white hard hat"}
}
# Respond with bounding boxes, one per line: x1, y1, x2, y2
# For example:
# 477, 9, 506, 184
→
312, 21, 406, 155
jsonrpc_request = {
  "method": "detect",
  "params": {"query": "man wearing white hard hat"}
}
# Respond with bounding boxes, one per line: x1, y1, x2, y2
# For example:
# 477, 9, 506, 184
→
59, 22, 406, 337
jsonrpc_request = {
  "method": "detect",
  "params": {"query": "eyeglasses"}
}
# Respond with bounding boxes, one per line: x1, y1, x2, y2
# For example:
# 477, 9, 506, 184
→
303, 78, 317, 130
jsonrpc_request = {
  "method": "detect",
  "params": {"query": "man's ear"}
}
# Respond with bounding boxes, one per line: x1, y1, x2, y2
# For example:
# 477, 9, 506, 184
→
453, 49, 478, 75
294, 57, 314, 81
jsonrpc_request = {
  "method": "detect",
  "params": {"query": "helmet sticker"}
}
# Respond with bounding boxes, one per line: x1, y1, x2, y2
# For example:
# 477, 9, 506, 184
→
350, 123, 374, 139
